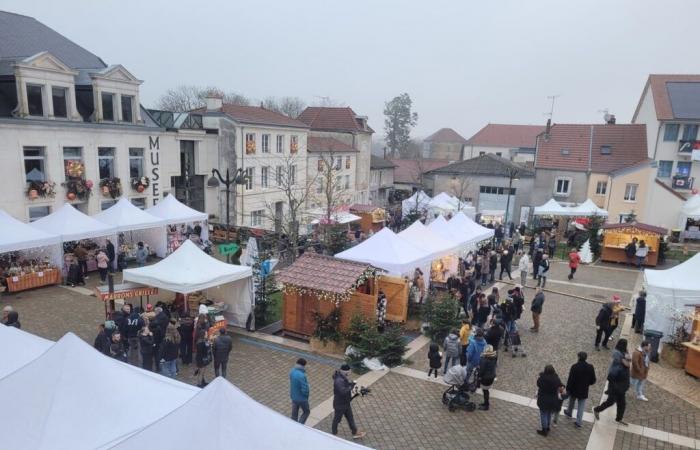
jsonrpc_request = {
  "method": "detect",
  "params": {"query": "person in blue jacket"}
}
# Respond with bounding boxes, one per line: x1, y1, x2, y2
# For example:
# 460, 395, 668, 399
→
289, 358, 311, 424
466, 329, 487, 379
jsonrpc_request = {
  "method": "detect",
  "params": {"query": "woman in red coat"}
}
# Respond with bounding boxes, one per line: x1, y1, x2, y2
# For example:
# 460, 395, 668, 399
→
568, 249, 581, 280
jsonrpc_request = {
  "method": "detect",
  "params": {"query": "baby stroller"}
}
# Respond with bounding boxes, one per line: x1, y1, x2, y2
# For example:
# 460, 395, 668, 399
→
441, 365, 477, 412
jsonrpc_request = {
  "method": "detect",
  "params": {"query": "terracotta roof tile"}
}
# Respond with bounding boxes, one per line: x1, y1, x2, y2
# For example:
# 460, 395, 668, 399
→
297, 107, 374, 133
307, 136, 357, 153
602, 222, 668, 235
276, 253, 374, 295
466, 124, 545, 148
196, 103, 309, 128
424, 128, 468, 144
636, 74, 700, 121
535, 124, 648, 174
390, 159, 451, 184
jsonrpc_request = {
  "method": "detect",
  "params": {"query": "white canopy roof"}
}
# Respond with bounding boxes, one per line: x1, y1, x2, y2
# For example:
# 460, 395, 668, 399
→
0, 333, 199, 450
0, 325, 53, 379
94, 198, 166, 232
30, 203, 116, 241
448, 212, 495, 244
681, 194, 700, 220
533, 199, 569, 216
567, 199, 609, 217
308, 208, 361, 225
145, 194, 207, 225
108, 377, 370, 450
335, 227, 432, 275
429, 192, 458, 211
427, 215, 469, 245
0, 209, 61, 253
398, 220, 459, 258
124, 240, 252, 293
644, 253, 700, 336
402, 190, 431, 216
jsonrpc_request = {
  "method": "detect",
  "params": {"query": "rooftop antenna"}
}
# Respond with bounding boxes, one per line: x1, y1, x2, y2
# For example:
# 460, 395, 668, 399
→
599, 108, 614, 124
544, 94, 560, 121
314, 96, 332, 106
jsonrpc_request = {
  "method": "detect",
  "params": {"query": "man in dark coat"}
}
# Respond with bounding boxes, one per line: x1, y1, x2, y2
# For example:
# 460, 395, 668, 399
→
178, 315, 195, 364
564, 352, 597, 427
499, 249, 513, 280
212, 328, 233, 378
488, 251, 498, 283
106, 239, 116, 273
331, 364, 366, 439
459, 275, 474, 318
532, 248, 543, 280
530, 288, 545, 332
595, 302, 615, 350
632, 291, 647, 334
93, 323, 111, 356
485, 321, 504, 352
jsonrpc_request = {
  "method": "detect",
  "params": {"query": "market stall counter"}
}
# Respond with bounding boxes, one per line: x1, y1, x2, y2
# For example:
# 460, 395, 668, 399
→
601, 222, 667, 267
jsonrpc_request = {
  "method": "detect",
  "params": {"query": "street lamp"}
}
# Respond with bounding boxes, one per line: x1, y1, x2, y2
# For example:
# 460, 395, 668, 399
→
210, 168, 247, 262
503, 167, 520, 233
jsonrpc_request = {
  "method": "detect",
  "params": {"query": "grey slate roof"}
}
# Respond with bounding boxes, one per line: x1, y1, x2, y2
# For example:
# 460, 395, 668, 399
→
0, 11, 106, 70
424, 153, 534, 177
370, 155, 395, 169
667, 82, 700, 120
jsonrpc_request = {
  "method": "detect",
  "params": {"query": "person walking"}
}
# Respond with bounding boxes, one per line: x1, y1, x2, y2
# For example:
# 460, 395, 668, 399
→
568, 248, 581, 281
518, 251, 530, 287
106, 239, 115, 273
594, 338, 632, 426
536, 254, 550, 288
499, 249, 513, 281
536, 365, 564, 436
477, 345, 497, 410
290, 358, 311, 424
532, 248, 543, 280
530, 288, 545, 332
427, 343, 442, 378
631, 341, 651, 401
138, 325, 155, 371
96, 249, 109, 283
635, 240, 648, 270
488, 250, 498, 284
331, 364, 366, 439
466, 329, 487, 379
459, 319, 471, 366
564, 352, 597, 428
443, 329, 461, 374
194, 320, 212, 387
73, 243, 89, 279
632, 291, 647, 334
212, 328, 233, 378
594, 296, 621, 350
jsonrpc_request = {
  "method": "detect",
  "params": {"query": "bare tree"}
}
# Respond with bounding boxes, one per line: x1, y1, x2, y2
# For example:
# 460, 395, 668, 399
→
312, 96, 346, 107
310, 149, 353, 248
448, 173, 473, 212
262, 96, 307, 118
155, 85, 250, 111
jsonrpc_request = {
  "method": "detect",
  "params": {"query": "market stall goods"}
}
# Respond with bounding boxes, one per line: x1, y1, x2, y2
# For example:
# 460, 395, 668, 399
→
349, 204, 386, 233
682, 306, 700, 377
601, 222, 667, 267
6, 267, 60, 292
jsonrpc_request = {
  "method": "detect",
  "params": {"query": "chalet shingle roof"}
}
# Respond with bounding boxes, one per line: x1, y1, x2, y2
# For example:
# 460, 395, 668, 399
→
307, 136, 356, 153
276, 253, 374, 295
602, 222, 668, 235
370, 155, 395, 169
425, 153, 534, 177
424, 128, 468, 144
466, 124, 545, 148
535, 124, 648, 174
297, 107, 374, 133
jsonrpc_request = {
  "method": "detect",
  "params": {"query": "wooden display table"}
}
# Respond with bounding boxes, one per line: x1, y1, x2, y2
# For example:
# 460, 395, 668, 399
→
6, 269, 61, 292
682, 342, 700, 377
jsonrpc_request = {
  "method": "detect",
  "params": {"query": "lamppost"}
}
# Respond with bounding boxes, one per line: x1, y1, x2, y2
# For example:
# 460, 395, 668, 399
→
503, 167, 520, 234
210, 168, 247, 262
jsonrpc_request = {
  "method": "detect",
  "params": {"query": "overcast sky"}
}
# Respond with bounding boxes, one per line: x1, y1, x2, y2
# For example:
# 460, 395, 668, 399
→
5, 0, 700, 138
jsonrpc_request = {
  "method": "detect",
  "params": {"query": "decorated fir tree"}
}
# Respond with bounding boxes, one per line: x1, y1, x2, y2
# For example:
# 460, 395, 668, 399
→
578, 239, 593, 264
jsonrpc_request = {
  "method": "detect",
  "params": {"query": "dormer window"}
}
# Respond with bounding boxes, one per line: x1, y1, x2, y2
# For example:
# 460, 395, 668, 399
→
121, 95, 133, 123
561, 148, 570, 155
27, 85, 44, 116
101, 93, 115, 121
600, 145, 612, 155
52, 87, 68, 118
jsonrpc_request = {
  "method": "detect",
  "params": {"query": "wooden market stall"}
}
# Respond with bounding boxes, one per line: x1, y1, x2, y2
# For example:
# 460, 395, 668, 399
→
277, 253, 408, 339
601, 222, 667, 267
349, 204, 386, 234
682, 305, 700, 377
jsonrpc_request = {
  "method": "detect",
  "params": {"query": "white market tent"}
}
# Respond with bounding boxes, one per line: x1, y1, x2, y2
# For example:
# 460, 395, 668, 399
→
123, 240, 253, 327
107, 377, 370, 450
146, 194, 209, 240
644, 252, 700, 337
448, 211, 495, 245
0, 333, 199, 450
94, 198, 168, 257
0, 325, 53, 379
402, 190, 431, 216
678, 194, 700, 228
398, 220, 459, 259
427, 215, 469, 247
566, 199, 609, 217
533, 199, 569, 216
428, 192, 459, 216
335, 227, 432, 276
0, 209, 63, 266
308, 207, 361, 225
30, 203, 117, 242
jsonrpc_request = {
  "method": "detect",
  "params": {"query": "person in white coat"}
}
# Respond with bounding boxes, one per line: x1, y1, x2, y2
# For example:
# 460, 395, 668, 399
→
518, 251, 530, 287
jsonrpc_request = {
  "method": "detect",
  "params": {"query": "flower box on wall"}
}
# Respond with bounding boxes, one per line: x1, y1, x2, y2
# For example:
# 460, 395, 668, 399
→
130, 176, 150, 193
99, 177, 122, 199
62, 178, 93, 201
26, 180, 56, 200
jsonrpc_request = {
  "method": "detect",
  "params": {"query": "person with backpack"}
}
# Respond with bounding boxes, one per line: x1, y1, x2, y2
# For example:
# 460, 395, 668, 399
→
477, 345, 497, 411
443, 329, 461, 374
594, 338, 631, 425
290, 358, 311, 424
564, 352, 597, 428
427, 343, 442, 378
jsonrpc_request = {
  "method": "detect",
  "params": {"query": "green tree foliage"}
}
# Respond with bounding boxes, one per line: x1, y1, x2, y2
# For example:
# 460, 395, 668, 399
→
313, 308, 342, 343
384, 93, 418, 157
344, 313, 408, 373
422, 294, 461, 343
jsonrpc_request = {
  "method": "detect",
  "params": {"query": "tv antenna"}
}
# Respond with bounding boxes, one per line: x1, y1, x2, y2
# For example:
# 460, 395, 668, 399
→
544, 95, 560, 121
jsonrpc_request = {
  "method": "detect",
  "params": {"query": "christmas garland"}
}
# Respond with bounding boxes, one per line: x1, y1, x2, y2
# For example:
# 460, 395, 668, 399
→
282, 267, 379, 305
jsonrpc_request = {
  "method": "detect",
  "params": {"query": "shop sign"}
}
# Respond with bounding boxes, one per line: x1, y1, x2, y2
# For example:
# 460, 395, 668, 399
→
149, 136, 160, 205
218, 243, 240, 256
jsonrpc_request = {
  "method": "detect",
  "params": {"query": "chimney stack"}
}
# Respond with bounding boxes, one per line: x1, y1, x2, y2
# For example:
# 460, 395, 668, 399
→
544, 118, 551, 141
205, 91, 223, 111
606, 114, 616, 125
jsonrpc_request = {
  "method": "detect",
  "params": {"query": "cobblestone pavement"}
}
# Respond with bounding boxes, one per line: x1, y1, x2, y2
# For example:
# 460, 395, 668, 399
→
544, 260, 639, 291
613, 431, 691, 450
315, 372, 593, 450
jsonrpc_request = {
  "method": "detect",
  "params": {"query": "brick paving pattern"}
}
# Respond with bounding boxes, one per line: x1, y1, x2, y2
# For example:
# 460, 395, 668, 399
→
315, 372, 593, 449
613, 431, 692, 450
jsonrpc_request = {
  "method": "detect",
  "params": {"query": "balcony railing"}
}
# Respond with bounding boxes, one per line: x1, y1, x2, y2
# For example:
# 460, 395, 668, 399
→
679, 140, 700, 154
